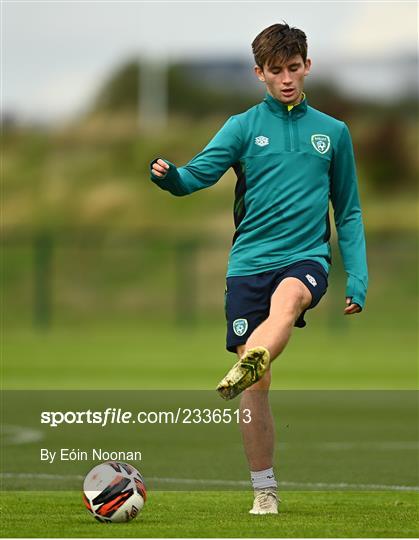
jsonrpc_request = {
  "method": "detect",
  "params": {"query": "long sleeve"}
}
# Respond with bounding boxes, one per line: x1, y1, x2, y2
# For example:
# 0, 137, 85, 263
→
150, 116, 243, 196
330, 123, 368, 308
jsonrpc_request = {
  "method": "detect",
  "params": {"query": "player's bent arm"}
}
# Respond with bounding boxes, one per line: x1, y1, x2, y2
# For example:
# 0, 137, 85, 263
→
330, 123, 368, 310
150, 116, 243, 196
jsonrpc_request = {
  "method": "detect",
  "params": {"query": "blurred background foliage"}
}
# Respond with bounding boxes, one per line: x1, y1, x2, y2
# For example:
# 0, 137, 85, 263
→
3, 59, 417, 235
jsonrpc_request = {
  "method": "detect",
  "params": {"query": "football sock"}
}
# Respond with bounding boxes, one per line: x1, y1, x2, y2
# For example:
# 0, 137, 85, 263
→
250, 467, 277, 490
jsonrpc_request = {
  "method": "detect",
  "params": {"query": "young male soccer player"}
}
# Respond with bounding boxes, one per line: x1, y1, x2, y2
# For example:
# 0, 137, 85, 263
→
150, 23, 368, 514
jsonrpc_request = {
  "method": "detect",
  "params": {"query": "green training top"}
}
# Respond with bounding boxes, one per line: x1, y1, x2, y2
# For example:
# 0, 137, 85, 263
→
150, 93, 368, 308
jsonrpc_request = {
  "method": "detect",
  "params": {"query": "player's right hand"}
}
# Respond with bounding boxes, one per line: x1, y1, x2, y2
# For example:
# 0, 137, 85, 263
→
152, 159, 169, 178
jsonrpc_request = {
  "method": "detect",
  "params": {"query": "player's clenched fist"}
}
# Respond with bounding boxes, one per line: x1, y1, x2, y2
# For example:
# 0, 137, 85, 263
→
152, 159, 169, 178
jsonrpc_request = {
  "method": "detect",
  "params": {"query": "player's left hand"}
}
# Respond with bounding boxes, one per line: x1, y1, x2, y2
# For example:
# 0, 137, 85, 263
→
344, 297, 362, 315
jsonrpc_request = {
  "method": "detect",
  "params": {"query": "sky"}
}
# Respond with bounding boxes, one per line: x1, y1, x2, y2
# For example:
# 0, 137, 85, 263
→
2, 1, 418, 122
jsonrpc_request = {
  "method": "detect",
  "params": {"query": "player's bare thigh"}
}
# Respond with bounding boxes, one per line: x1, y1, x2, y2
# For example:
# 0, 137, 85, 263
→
269, 277, 312, 322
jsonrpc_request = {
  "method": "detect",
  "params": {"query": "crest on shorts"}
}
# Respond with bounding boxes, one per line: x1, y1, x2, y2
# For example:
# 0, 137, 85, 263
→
311, 134, 331, 154
233, 318, 248, 337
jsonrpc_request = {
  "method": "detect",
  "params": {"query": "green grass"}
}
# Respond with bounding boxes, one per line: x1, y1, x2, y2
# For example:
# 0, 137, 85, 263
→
2, 236, 417, 538
1, 491, 418, 538
2, 318, 417, 390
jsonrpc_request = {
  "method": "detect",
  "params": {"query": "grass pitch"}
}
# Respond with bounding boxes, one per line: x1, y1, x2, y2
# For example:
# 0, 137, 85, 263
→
1, 490, 418, 538
2, 237, 418, 537
2, 320, 418, 538
3, 317, 417, 390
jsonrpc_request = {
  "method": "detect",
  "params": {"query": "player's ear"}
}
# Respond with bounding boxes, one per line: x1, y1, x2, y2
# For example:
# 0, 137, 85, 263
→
304, 58, 312, 76
254, 65, 265, 83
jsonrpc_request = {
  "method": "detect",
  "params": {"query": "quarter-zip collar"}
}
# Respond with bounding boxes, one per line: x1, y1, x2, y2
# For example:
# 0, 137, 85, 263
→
263, 92, 308, 119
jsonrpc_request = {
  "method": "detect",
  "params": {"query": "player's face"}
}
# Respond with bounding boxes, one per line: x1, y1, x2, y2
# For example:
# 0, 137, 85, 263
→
254, 55, 311, 105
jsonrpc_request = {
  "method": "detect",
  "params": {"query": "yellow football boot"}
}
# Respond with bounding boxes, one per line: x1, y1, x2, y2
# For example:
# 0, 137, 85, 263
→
216, 346, 270, 400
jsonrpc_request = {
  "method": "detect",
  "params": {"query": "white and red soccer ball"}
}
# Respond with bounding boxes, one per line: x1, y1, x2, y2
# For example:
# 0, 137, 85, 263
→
83, 461, 146, 523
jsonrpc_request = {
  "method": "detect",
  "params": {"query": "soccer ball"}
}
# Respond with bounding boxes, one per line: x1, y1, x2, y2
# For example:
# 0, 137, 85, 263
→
83, 461, 146, 523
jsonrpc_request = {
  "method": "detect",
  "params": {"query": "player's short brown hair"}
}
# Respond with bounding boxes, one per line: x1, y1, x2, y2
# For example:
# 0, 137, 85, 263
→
252, 23, 307, 69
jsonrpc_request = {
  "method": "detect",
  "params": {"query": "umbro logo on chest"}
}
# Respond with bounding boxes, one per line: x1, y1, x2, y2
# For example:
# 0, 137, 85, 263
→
255, 135, 269, 147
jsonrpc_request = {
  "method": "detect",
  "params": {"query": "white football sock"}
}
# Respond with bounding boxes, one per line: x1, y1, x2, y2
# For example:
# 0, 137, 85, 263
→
250, 467, 277, 490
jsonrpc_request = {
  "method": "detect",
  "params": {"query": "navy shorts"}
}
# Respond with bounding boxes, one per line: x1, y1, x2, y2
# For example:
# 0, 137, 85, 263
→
225, 260, 328, 353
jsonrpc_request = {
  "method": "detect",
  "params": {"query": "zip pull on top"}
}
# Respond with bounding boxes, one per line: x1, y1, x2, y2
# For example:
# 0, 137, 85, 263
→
288, 109, 294, 152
